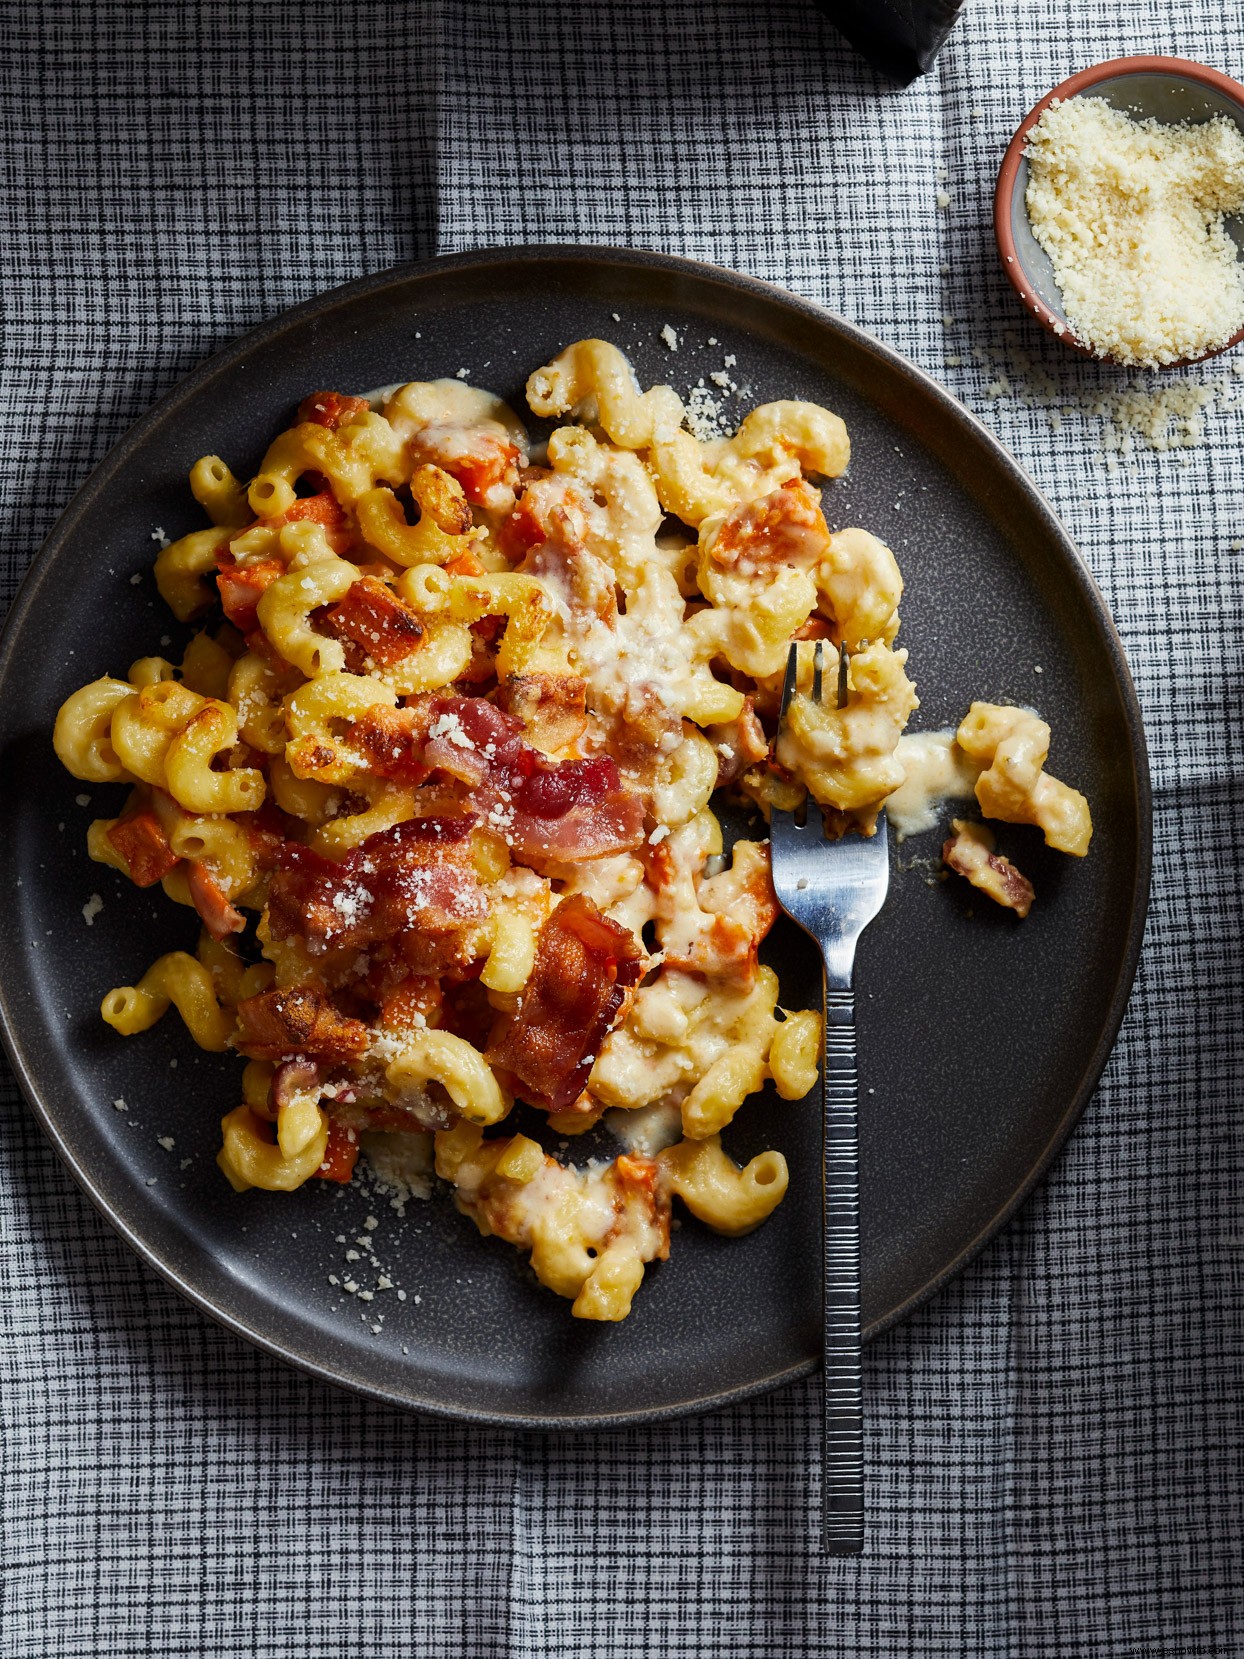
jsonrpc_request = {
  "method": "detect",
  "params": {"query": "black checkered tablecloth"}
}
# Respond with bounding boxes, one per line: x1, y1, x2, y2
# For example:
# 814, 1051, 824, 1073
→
2, 3, 1241, 1654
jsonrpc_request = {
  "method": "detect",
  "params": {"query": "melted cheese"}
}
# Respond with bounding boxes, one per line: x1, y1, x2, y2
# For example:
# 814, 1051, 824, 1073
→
885, 729, 981, 840
604, 1101, 685, 1156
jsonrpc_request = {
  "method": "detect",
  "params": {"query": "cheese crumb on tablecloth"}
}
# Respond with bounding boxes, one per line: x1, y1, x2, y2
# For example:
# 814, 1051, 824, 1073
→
1025, 96, 1244, 367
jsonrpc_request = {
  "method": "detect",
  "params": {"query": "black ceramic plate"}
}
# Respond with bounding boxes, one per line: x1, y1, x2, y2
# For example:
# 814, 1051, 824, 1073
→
0, 248, 1150, 1427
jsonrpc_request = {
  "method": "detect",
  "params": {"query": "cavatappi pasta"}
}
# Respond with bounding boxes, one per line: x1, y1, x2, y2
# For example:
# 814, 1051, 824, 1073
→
53, 342, 1092, 1322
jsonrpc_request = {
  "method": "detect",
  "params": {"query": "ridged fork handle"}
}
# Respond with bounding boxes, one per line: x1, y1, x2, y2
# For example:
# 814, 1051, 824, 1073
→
821, 979, 864, 1555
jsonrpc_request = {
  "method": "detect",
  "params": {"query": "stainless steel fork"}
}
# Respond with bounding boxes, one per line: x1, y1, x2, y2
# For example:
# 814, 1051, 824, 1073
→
769, 640, 890, 1557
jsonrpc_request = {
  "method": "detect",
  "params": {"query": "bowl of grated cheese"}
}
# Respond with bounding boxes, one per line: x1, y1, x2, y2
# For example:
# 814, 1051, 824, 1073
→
995, 56, 1244, 368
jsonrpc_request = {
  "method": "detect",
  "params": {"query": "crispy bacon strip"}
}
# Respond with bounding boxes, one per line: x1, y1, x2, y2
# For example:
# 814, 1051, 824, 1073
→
942, 819, 1034, 918
106, 808, 180, 888
320, 575, 425, 668
707, 696, 768, 788
420, 695, 517, 785
417, 694, 644, 867
234, 986, 369, 1062
503, 756, 644, 866
297, 391, 371, 431
487, 895, 644, 1113
266, 815, 485, 965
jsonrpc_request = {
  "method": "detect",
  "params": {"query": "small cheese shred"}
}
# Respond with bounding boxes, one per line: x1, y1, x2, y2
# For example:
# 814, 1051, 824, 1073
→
1025, 96, 1244, 367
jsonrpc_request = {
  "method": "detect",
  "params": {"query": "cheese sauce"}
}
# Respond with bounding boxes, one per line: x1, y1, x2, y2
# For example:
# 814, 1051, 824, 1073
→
885, 729, 981, 840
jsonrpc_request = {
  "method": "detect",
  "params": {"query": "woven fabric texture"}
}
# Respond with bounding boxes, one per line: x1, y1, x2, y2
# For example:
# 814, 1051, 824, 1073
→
2, 2, 1241, 1654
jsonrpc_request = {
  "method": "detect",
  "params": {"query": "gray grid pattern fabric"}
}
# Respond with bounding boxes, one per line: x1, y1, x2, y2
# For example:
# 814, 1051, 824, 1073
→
2, 2, 1241, 1653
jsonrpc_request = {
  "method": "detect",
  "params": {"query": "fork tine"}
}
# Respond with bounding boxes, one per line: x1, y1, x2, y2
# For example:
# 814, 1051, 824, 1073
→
779, 641, 798, 722
837, 644, 849, 710
812, 639, 824, 703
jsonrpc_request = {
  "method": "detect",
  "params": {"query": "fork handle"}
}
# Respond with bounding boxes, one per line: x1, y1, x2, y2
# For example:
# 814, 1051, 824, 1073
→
821, 981, 864, 1555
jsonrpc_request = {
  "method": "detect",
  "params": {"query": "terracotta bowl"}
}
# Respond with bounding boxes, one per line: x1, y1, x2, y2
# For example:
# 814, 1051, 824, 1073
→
994, 55, 1244, 367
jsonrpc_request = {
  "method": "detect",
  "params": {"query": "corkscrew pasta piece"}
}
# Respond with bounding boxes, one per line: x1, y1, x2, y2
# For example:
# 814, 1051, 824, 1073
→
189, 457, 252, 528
217, 1103, 329, 1193
956, 703, 1093, 856
154, 527, 234, 621
385, 1031, 510, 1127
650, 400, 850, 527
53, 677, 135, 782
526, 338, 684, 449
100, 952, 232, 1051
658, 1135, 789, 1236
356, 464, 479, 566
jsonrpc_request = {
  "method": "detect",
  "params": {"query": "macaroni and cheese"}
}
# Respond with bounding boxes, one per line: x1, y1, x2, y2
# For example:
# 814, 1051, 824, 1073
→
53, 339, 1092, 1322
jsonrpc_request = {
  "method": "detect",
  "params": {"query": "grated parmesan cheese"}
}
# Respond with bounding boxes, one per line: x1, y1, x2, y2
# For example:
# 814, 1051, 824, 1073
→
1025, 97, 1244, 367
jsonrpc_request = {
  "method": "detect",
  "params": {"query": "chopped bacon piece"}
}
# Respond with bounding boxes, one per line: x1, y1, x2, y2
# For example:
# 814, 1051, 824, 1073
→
266, 815, 486, 970
497, 673, 588, 753
272, 1057, 322, 1113
187, 861, 247, 941
320, 576, 425, 668
496, 493, 548, 561
216, 555, 285, 633
271, 491, 349, 531
106, 809, 180, 888
445, 547, 487, 578
297, 391, 371, 431
415, 694, 644, 868
316, 1119, 360, 1182
379, 976, 443, 1031
409, 426, 521, 509
235, 986, 370, 1062
436, 973, 494, 1052
942, 819, 1034, 918
238, 806, 290, 872
518, 499, 616, 626
707, 696, 769, 788
707, 480, 829, 576
420, 695, 519, 785
615, 1152, 660, 1200
453, 442, 521, 507
352, 704, 431, 788
487, 896, 644, 1113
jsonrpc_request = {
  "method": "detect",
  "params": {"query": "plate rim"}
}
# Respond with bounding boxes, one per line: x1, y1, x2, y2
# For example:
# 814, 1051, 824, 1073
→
0, 244, 1152, 1428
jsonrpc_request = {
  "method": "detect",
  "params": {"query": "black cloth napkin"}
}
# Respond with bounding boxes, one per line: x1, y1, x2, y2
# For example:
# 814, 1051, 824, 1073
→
814, 0, 969, 81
